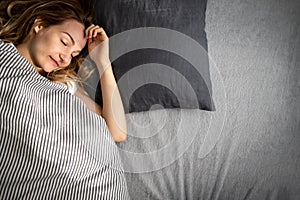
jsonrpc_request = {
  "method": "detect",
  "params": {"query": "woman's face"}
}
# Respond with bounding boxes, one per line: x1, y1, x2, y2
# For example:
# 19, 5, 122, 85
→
28, 19, 87, 73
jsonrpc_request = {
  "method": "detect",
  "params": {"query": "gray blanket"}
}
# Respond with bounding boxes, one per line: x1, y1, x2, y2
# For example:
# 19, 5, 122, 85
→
117, 0, 300, 199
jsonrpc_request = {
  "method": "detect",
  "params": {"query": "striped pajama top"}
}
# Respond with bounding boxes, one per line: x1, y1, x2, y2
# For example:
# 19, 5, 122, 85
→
0, 40, 130, 199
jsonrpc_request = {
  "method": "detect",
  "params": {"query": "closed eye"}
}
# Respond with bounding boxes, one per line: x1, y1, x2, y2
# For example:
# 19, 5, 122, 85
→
61, 39, 67, 46
71, 53, 80, 58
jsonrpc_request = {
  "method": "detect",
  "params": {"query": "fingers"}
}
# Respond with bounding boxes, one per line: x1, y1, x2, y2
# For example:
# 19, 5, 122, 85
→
85, 24, 108, 40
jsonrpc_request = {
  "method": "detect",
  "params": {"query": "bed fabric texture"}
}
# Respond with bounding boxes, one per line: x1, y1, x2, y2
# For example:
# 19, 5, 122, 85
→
102, 0, 299, 199
89, 0, 215, 113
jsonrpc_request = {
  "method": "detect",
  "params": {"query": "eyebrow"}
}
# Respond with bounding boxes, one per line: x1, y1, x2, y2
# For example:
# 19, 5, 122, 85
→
62, 31, 81, 54
62, 32, 75, 45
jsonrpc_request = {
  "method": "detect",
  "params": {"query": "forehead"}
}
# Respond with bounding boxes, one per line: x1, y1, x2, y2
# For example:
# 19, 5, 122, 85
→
53, 19, 87, 48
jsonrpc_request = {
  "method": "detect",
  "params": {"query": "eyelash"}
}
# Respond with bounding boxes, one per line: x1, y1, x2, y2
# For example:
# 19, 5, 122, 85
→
61, 40, 67, 46
61, 39, 79, 58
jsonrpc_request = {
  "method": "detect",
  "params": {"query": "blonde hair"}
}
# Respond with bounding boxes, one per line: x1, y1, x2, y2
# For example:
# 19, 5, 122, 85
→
0, 0, 94, 84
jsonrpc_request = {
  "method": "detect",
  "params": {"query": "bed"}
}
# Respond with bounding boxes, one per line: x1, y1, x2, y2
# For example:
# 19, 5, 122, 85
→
91, 0, 300, 199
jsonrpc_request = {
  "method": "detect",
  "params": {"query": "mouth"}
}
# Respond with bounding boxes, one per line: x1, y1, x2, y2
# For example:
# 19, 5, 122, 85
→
49, 56, 59, 67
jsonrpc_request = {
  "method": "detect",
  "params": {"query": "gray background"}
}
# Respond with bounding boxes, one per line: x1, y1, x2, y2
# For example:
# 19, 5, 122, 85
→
118, 0, 300, 199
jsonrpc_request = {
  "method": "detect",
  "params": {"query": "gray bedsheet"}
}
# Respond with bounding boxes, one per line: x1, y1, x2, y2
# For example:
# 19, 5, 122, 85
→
117, 0, 300, 199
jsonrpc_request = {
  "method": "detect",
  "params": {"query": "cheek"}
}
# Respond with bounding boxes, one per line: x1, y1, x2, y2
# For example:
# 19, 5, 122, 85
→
43, 43, 65, 59
44, 38, 61, 53
36, 33, 61, 53
50, 44, 62, 54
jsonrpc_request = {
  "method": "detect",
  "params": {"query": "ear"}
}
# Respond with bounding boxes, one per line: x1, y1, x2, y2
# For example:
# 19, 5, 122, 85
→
33, 18, 43, 34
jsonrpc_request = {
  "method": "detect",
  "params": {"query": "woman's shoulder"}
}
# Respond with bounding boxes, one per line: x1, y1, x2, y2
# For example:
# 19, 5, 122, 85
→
0, 39, 39, 79
66, 81, 78, 95
0, 39, 17, 53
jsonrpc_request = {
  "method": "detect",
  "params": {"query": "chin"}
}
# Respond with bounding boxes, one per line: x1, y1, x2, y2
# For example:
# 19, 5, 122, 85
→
33, 62, 54, 74
43, 66, 57, 73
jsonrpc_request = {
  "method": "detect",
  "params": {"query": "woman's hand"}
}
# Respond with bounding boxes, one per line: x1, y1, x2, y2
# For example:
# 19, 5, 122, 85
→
85, 24, 111, 74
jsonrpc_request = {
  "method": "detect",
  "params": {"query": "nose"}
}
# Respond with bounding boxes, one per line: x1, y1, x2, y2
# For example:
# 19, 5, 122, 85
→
59, 52, 72, 66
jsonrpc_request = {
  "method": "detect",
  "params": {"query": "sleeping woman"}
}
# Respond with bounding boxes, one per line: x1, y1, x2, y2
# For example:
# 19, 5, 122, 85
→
0, 0, 129, 198
0, 0, 127, 142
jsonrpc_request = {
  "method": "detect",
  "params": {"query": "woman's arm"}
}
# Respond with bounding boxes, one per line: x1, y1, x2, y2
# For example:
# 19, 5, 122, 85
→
74, 76, 127, 142
76, 25, 127, 142
98, 64, 127, 142
74, 84, 102, 116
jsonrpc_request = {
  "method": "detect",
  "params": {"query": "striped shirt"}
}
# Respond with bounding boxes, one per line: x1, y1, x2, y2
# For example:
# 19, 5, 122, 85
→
0, 40, 130, 199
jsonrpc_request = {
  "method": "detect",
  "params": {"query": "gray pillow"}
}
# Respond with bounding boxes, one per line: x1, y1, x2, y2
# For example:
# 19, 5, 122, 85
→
88, 0, 215, 113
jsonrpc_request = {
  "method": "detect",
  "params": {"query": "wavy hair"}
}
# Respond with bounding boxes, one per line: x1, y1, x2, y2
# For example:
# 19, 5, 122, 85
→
0, 0, 95, 84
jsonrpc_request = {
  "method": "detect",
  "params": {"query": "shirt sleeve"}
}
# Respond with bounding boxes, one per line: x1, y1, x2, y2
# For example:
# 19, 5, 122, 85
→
66, 81, 78, 95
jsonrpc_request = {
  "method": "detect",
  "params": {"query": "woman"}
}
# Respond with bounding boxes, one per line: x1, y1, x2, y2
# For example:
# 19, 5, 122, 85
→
0, 0, 129, 198
1, 0, 127, 142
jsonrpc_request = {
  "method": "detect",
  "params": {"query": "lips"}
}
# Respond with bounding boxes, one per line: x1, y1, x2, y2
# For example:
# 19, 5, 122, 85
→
49, 56, 59, 67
